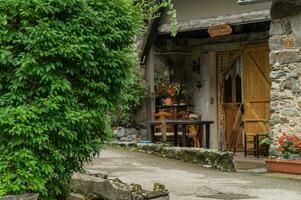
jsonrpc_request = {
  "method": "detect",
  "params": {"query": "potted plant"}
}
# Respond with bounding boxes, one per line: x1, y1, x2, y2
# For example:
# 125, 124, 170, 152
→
156, 80, 176, 105
266, 132, 301, 175
165, 82, 177, 105
174, 81, 187, 105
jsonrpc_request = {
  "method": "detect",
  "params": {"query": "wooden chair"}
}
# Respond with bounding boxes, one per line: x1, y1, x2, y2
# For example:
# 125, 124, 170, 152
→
154, 111, 173, 142
176, 110, 189, 120
244, 133, 266, 158
187, 114, 202, 148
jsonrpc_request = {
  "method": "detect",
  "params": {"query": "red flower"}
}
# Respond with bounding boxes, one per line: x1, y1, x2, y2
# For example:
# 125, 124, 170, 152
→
293, 135, 301, 150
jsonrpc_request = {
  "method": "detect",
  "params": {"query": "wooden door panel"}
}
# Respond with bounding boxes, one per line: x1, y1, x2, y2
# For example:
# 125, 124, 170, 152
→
243, 43, 270, 137
225, 104, 239, 145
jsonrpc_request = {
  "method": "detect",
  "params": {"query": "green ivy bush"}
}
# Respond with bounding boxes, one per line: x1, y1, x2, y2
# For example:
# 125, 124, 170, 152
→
112, 68, 146, 127
0, 0, 143, 199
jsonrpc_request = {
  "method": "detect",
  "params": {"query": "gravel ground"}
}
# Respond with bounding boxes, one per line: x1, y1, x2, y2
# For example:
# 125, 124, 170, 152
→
85, 148, 301, 200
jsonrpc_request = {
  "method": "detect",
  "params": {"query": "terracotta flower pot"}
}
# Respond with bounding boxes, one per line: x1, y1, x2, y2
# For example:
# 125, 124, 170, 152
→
163, 98, 172, 105
0, 193, 39, 200
266, 159, 301, 175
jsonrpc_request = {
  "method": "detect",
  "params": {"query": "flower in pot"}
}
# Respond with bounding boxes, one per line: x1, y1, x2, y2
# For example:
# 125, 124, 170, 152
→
266, 131, 301, 174
275, 132, 301, 160
156, 80, 177, 105
174, 81, 187, 105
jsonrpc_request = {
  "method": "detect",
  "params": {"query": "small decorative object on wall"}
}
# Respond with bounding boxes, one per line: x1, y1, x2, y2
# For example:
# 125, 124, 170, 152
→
266, 131, 301, 175
208, 24, 233, 37
283, 37, 294, 49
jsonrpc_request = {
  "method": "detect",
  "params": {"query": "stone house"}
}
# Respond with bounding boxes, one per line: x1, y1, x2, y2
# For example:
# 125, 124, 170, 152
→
138, 0, 301, 154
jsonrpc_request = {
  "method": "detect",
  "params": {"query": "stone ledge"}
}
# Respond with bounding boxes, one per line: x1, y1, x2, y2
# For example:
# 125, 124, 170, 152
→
112, 142, 236, 172
70, 173, 169, 200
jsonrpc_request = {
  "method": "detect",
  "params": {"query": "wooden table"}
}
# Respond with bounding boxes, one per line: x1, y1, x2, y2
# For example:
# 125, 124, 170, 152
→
148, 120, 214, 149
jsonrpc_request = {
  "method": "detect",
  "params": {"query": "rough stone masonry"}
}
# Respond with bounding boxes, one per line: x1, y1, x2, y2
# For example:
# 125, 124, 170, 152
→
269, 0, 301, 153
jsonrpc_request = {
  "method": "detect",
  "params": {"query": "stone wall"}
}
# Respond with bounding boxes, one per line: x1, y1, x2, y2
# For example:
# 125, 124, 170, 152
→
113, 142, 236, 172
269, 0, 301, 153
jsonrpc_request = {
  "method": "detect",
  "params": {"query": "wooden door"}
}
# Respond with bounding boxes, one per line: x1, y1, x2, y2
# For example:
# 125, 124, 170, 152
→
242, 43, 270, 137
217, 51, 242, 148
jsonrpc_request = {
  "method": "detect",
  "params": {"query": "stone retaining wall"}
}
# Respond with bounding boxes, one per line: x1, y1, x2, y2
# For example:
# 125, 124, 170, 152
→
269, 0, 301, 154
113, 143, 235, 172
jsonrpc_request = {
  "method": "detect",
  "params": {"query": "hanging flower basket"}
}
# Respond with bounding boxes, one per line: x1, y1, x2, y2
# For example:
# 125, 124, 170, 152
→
266, 159, 301, 175
0, 194, 39, 200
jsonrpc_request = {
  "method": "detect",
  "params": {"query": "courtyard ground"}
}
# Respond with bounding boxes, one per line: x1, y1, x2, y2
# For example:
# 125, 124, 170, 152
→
85, 148, 301, 200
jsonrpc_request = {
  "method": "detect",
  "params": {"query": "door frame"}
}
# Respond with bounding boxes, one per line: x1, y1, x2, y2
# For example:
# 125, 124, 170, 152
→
216, 42, 270, 150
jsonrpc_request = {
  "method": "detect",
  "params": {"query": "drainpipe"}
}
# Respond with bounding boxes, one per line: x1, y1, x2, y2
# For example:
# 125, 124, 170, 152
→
237, 0, 272, 5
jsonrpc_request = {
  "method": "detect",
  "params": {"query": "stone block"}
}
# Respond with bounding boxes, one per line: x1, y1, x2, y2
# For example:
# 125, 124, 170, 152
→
68, 193, 85, 200
281, 108, 300, 117
276, 49, 301, 64
288, 70, 299, 78
0, 194, 38, 200
270, 70, 286, 80
270, 20, 292, 35
70, 173, 170, 200
297, 97, 301, 108
291, 15, 301, 37
269, 51, 279, 65
70, 174, 132, 200
269, 35, 283, 51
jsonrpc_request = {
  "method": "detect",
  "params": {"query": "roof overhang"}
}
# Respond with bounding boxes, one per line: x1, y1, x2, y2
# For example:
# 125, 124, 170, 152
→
158, 9, 271, 34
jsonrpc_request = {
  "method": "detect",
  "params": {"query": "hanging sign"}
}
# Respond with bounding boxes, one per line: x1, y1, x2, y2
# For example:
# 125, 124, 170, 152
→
208, 24, 233, 37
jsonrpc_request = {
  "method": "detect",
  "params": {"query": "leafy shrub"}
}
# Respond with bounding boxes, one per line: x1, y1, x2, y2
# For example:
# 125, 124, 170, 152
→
0, 0, 143, 199
111, 68, 146, 127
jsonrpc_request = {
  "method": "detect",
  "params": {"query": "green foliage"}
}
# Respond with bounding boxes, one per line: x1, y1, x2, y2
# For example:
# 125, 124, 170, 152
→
112, 68, 146, 127
0, 0, 144, 199
135, 0, 178, 36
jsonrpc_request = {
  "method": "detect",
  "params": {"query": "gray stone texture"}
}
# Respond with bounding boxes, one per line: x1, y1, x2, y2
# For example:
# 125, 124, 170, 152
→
269, 2, 301, 155
0, 194, 38, 200
70, 173, 169, 200
70, 173, 133, 200
271, 0, 301, 19
68, 193, 85, 200
113, 143, 235, 172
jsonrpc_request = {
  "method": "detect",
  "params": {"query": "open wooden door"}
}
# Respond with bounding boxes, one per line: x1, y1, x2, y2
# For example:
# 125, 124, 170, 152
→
217, 51, 242, 149
242, 43, 270, 140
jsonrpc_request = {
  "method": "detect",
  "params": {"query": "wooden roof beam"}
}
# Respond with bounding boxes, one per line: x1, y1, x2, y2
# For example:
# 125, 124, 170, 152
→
158, 10, 271, 34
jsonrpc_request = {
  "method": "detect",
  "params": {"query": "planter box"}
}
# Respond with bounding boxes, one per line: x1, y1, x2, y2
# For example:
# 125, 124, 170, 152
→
266, 159, 301, 175
0, 194, 38, 200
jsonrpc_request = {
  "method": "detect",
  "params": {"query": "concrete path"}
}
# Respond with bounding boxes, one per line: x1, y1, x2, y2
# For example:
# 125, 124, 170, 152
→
85, 148, 301, 200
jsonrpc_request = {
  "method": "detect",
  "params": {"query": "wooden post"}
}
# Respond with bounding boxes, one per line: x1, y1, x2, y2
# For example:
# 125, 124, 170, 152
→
146, 46, 155, 141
